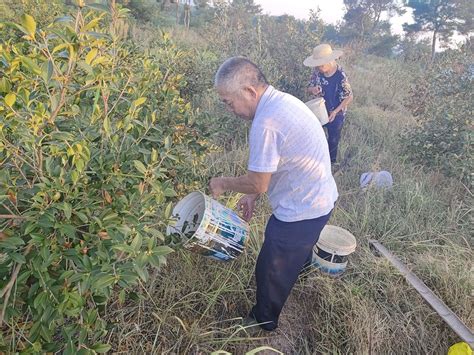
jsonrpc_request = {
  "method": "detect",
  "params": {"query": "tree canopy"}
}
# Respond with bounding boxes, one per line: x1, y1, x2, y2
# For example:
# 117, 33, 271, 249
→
403, 0, 473, 60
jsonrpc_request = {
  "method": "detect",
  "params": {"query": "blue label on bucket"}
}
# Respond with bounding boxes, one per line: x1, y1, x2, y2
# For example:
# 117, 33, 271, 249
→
211, 251, 232, 261
312, 260, 346, 275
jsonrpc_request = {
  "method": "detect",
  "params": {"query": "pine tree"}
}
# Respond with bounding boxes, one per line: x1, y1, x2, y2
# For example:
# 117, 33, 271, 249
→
403, 0, 472, 61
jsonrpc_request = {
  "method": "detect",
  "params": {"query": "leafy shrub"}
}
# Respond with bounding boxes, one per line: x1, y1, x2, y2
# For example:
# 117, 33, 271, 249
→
402, 51, 473, 187
347, 55, 411, 112
259, 12, 324, 99
0, 0, 64, 30
0, 4, 208, 353
196, 5, 324, 147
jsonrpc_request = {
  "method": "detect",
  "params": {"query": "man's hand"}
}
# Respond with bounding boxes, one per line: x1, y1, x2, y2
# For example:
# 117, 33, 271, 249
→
237, 194, 258, 222
209, 177, 227, 199
307, 86, 321, 96
328, 110, 338, 123
209, 172, 271, 199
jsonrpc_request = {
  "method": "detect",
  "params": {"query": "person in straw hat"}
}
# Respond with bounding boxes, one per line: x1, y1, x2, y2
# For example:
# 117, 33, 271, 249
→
304, 43, 353, 165
209, 57, 338, 334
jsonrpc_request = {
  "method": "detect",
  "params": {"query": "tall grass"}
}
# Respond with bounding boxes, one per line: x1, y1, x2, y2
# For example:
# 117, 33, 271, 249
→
102, 56, 472, 353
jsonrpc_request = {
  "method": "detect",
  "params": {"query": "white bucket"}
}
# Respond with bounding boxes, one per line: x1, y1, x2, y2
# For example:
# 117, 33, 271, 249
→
166, 191, 249, 261
312, 225, 357, 275
305, 97, 329, 125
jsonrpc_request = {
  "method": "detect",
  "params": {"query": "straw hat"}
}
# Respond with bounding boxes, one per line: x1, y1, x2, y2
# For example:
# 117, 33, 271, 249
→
303, 44, 343, 67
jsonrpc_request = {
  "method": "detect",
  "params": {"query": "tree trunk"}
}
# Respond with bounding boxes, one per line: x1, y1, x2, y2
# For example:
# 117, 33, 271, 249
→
184, 2, 191, 29
176, 0, 180, 25
431, 28, 437, 62
161, 0, 171, 11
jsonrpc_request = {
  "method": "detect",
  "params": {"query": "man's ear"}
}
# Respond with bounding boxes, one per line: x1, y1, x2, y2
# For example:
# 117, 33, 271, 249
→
243, 86, 258, 100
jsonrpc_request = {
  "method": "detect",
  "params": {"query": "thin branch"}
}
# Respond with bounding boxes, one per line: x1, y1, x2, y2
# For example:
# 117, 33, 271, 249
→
0, 214, 26, 220
107, 74, 132, 117
0, 244, 33, 326
1, 203, 16, 216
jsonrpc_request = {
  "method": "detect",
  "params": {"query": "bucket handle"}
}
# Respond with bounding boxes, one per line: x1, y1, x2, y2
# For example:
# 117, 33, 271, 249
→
167, 224, 195, 248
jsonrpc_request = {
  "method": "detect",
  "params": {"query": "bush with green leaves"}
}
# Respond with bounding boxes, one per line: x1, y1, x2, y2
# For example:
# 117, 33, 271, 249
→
0, 0, 65, 31
402, 51, 473, 187
195, 4, 324, 147
0, 4, 208, 353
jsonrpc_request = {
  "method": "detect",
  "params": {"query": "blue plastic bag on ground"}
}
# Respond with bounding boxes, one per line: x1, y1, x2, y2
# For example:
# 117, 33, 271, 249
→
360, 171, 393, 189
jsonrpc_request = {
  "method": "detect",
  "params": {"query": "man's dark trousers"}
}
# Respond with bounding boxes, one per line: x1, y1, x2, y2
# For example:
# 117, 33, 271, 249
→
250, 210, 332, 331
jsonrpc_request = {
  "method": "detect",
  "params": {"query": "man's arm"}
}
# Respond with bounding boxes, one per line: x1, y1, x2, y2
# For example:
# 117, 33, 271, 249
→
328, 94, 353, 122
334, 94, 353, 114
209, 171, 272, 198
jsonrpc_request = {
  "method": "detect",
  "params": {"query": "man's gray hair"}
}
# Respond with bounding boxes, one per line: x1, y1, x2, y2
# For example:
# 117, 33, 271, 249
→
215, 57, 268, 94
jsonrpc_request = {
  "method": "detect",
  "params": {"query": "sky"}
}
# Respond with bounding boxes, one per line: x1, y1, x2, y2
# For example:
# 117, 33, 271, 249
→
253, 0, 414, 36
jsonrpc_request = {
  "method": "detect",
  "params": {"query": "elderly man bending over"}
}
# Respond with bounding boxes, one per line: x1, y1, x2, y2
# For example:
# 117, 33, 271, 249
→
209, 57, 338, 332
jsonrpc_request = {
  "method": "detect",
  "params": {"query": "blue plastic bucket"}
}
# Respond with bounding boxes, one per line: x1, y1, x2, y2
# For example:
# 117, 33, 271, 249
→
166, 192, 249, 261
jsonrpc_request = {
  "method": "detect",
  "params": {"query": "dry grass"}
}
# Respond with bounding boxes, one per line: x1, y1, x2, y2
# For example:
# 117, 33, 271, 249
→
101, 56, 473, 354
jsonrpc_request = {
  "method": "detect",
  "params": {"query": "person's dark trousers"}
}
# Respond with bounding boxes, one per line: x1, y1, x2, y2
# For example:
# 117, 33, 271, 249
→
250, 210, 332, 331
324, 113, 345, 163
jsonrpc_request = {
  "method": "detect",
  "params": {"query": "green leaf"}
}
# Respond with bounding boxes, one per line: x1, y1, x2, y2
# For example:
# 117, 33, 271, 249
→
83, 18, 101, 32
62, 202, 72, 219
24, 221, 37, 234
103, 212, 118, 221
20, 14, 36, 39
10, 252, 26, 264
153, 246, 174, 256
85, 48, 98, 65
147, 228, 165, 241
58, 224, 76, 239
91, 343, 111, 353
47, 60, 53, 82
130, 233, 142, 251
50, 131, 75, 141
133, 160, 147, 174
21, 56, 42, 75
52, 43, 69, 54
164, 136, 172, 149
86, 3, 110, 13
164, 187, 176, 197
74, 211, 89, 223
4, 93, 16, 107
54, 16, 73, 24
59, 270, 75, 281
116, 225, 131, 237
118, 272, 138, 284
85, 31, 109, 39
164, 202, 173, 218
133, 97, 147, 107
82, 255, 92, 270
112, 244, 134, 253
0, 237, 25, 249
94, 275, 115, 290
148, 254, 162, 268
133, 263, 148, 282
0, 77, 12, 93
71, 170, 79, 184
103, 116, 110, 135
118, 289, 126, 304
86, 309, 98, 324
30, 233, 44, 243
